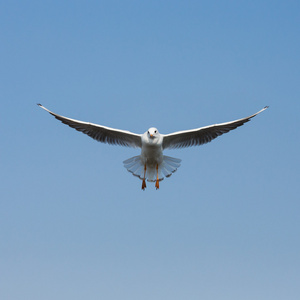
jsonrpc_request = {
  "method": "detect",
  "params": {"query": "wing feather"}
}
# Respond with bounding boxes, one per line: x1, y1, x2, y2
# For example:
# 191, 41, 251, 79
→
38, 104, 142, 148
162, 106, 268, 149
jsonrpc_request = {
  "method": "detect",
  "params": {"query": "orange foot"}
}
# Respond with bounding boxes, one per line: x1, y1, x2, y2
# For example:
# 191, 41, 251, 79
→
155, 164, 160, 190
155, 179, 159, 190
142, 179, 147, 190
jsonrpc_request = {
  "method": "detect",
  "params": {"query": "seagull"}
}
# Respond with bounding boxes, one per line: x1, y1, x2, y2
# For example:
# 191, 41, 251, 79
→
38, 104, 268, 190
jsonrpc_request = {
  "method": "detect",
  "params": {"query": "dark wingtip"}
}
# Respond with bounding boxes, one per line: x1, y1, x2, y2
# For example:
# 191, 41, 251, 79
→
37, 103, 42, 106
264, 105, 269, 109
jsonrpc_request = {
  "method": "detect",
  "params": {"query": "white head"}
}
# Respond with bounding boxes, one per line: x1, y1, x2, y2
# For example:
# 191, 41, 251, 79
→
147, 127, 159, 139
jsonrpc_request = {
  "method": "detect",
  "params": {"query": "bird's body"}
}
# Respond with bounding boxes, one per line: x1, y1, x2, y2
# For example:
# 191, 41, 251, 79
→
38, 104, 268, 190
141, 127, 164, 166
126, 127, 181, 189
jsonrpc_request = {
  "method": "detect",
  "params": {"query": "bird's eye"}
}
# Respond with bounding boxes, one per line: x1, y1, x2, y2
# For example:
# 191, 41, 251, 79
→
154, 130, 157, 133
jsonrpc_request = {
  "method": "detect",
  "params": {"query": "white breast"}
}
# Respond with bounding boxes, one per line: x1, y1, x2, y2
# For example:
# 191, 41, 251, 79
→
141, 132, 164, 165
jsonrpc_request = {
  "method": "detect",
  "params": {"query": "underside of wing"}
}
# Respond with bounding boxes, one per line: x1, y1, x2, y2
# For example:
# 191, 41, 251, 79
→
162, 106, 268, 149
38, 104, 142, 148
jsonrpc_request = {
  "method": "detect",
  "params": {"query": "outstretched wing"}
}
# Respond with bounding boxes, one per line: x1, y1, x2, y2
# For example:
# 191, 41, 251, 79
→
162, 106, 268, 149
38, 104, 142, 148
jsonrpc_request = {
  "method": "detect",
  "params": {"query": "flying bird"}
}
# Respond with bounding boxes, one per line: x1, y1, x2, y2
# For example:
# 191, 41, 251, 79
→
38, 104, 268, 190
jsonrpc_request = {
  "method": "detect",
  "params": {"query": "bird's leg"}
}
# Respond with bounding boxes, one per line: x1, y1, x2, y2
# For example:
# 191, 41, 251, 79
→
155, 164, 159, 190
142, 164, 147, 190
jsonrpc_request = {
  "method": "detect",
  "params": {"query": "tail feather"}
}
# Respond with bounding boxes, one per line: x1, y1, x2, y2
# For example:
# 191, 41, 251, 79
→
123, 155, 181, 182
161, 156, 181, 178
123, 156, 144, 178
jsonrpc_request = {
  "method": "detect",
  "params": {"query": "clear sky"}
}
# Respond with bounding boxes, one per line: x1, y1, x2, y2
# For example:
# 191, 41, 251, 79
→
1, 1, 299, 299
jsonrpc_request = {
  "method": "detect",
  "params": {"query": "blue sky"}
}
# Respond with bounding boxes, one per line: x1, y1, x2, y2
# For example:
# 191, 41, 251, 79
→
1, 1, 299, 299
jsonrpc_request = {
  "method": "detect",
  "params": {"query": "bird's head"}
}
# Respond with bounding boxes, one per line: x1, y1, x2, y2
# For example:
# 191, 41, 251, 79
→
147, 127, 159, 139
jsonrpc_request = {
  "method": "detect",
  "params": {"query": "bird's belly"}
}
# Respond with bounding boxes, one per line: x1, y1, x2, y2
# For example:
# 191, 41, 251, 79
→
141, 145, 163, 166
